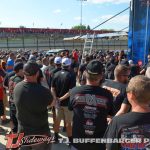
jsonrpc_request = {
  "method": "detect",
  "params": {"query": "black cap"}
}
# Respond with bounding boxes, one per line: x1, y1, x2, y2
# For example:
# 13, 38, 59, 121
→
13, 63, 24, 72
86, 60, 103, 75
23, 61, 40, 76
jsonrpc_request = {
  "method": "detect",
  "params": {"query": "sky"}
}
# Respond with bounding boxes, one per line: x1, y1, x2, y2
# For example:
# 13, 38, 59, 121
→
0, 0, 131, 31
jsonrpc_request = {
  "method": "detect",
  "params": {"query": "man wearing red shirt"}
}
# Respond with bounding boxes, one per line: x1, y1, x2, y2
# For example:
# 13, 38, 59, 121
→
72, 49, 79, 63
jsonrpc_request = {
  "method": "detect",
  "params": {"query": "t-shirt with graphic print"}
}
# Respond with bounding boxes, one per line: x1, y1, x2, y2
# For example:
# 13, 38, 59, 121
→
104, 112, 150, 150
69, 85, 114, 150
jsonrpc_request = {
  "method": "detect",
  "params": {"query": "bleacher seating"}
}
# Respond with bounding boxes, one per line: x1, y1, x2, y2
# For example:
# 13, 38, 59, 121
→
0, 27, 113, 34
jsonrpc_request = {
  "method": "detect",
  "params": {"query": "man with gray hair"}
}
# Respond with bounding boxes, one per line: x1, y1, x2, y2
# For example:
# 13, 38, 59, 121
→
104, 75, 150, 150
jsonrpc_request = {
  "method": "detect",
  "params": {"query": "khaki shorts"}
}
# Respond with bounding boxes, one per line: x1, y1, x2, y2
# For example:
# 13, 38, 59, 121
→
56, 106, 73, 123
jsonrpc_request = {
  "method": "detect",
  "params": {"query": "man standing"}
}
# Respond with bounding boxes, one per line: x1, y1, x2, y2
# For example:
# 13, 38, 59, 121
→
9, 62, 24, 133
50, 56, 62, 78
49, 57, 62, 130
6, 52, 16, 73
104, 75, 150, 150
51, 57, 76, 143
78, 56, 90, 85
43, 57, 55, 88
72, 49, 79, 63
14, 61, 53, 150
69, 60, 114, 150
102, 64, 130, 114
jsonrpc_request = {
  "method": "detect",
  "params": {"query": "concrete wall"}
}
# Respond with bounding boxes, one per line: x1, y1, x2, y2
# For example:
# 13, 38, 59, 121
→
0, 37, 128, 51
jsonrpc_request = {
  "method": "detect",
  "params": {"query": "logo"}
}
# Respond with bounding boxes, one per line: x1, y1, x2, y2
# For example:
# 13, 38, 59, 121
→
6, 133, 54, 149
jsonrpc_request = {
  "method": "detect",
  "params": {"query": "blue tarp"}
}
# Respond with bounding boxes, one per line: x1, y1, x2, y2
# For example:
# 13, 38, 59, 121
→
128, 0, 150, 64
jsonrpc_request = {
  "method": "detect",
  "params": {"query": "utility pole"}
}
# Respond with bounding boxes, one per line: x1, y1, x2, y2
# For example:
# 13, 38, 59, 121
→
77, 0, 87, 32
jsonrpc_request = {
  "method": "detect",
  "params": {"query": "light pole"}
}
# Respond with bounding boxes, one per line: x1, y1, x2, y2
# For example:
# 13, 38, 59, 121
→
77, 0, 87, 30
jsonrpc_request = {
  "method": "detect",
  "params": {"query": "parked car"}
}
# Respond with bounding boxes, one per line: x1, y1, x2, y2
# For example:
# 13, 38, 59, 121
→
46, 49, 70, 55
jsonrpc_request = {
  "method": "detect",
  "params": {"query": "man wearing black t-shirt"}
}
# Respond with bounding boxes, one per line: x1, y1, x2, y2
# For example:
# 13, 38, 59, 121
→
9, 63, 24, 133
69, 60, 114, 150
78, 56, 90, 85
14, 61, 53, 150
50, 57, 63, 131
51, 57, 76, 143
102, 64, 130, 114
51, 57, 62, 76
104, 75, 150, 150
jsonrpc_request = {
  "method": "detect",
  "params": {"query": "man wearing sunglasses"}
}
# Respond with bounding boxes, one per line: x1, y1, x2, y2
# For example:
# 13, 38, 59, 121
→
102, 64, 130, 114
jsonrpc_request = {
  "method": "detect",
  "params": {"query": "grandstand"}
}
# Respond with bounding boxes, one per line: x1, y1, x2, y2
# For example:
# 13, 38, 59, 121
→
0, 27, 128, 51
0, 27, 114, 38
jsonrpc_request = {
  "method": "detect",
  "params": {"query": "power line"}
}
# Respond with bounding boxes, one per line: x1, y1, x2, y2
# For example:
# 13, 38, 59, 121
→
77, 6, 130, 39
92, 7, 130, 30
118, 26, 129, 32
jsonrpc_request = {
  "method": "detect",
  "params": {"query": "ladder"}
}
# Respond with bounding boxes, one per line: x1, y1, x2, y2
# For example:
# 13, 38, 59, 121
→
82, 33, 95, 63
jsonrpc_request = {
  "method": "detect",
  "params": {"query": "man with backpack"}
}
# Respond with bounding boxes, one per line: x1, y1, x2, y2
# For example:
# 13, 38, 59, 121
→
8, 62, 24, 133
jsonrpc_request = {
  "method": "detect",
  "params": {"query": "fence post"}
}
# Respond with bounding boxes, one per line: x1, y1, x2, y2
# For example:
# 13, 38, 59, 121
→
22, 33, 25, 50
36, 35, 39, 50
54, 38, 55, 49
7, 37, 9, 50
49, 37, 51, 49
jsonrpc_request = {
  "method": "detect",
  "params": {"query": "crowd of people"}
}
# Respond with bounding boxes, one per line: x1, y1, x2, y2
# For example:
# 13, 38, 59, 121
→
0, 48, 150, 150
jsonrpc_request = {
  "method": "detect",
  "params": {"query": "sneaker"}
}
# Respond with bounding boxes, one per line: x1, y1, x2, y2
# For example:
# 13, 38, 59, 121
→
1, 119, 10, 125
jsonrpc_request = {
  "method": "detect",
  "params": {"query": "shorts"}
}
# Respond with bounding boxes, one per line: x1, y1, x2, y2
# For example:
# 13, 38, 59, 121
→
55, 106, 73, 123
0, 100, 4, 116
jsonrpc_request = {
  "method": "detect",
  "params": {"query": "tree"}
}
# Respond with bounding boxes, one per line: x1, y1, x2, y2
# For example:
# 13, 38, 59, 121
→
86, 25, 91, 30
72, 25, 87, 30
19, 25, 26, 28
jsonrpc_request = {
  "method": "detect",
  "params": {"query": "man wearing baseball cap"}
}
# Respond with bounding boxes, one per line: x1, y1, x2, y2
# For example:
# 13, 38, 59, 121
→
69, 60, 114, 150
14, 61, 53, 150
51, 57, 76, 143
52, 57, 62, 75
49, 57, 62, 132
8, 62, 24, 133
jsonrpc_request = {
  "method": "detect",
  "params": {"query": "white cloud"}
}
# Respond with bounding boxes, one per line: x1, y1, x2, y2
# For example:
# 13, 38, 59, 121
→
53, 9, 61, 14
88, 0, 131, 4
